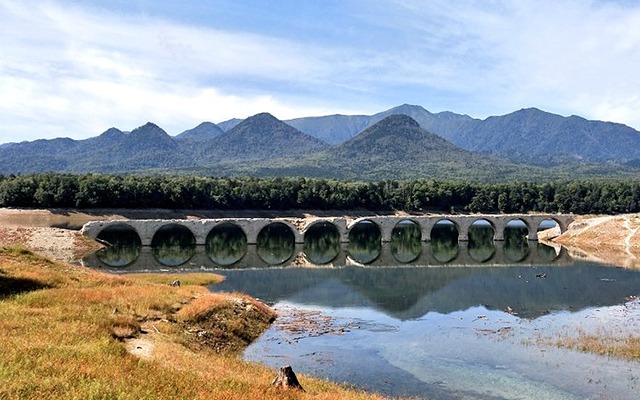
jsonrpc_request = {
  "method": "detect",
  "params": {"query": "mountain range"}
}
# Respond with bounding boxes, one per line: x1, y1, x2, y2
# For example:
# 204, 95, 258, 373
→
2, 104, 640, 181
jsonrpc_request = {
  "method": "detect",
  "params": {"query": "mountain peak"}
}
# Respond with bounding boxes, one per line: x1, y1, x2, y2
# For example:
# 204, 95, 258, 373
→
228, 112, 298, 137
376, 114, 421, 128
244, 112, 279, 124
98, 127, 125, 139
198, 112, 329, 162
125, 122, 177, 151
130, 122, 168, 136
175, 121, 224, 141
339, 114, 453, 155
386, 104, 431, 116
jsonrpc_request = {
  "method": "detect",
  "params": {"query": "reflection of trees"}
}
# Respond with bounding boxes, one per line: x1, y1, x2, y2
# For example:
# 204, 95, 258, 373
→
206, 224, 247, 265
304, 223, 340, 264
212, 263, 640, 320
504, 226, 529, 262
348, 222, 381, 264
96, 225, 143, 267
431, 223, 458, 263
537, 243, 558, 261
391, 222, 421, 263
468, 225, 495, 262
96, 244, 141, 267
151, 226, 196, 266
257, 223, 295, 264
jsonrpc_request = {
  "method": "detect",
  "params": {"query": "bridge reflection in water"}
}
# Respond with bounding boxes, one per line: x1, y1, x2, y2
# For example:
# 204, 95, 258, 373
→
82, 220, 568, 272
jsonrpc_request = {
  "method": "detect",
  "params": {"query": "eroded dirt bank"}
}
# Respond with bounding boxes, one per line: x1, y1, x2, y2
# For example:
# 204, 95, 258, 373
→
550, 214, 640, 268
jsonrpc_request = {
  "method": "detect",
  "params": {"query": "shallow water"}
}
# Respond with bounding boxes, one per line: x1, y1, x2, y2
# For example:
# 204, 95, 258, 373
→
81, 219, 640, 399
227, 265, 640, 399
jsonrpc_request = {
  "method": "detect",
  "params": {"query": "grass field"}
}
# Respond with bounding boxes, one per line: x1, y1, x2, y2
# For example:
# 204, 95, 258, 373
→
0, 246, 386, 400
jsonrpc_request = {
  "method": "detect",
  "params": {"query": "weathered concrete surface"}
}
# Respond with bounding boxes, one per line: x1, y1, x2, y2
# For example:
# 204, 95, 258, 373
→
81, 214, 574, 246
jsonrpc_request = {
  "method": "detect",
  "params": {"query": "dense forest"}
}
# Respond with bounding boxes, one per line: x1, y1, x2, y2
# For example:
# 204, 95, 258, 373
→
0, 173, 638, 214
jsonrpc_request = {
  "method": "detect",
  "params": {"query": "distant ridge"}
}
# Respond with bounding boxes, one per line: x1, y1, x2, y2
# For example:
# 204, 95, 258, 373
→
284, 104, 640, 165
216, 118, 243, 132
271, 115, 548, 181
2, 105, 640, 180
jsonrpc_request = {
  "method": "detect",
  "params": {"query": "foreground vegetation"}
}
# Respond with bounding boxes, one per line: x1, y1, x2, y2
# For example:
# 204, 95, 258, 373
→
0, 246, 384, 399
2, 173, 640, 214
551, 329, 640, 361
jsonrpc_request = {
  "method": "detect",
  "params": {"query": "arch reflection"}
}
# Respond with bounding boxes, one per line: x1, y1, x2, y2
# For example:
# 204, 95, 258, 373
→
505, 219, 530, 262
151, 224, 196, 267
304, 222, 340, 264
348, 220, 381, 264
206, 223, 247, 266
431, 219, 459, 263
468, 219, 495, 263
95, 224, 141, 267
391, 220, 421, 263
257, 222, 295, 265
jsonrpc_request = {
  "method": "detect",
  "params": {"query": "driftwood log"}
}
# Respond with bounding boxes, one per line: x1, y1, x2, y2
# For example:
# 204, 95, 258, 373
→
272, 365, 305, 391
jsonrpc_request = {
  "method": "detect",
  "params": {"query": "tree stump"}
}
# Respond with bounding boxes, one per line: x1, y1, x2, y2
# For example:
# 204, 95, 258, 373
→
272, 365, 305, 391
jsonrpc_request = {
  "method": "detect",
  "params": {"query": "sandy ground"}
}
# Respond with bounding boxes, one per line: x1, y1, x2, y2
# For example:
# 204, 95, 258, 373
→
551, 214, 640, 268
0, 225, 102, 262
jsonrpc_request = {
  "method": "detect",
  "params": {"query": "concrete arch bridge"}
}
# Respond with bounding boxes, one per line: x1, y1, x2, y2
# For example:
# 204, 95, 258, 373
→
81, 214, 573, 246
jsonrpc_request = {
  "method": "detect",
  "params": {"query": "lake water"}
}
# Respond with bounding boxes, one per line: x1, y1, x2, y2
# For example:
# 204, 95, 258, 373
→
83, 220, 640, 399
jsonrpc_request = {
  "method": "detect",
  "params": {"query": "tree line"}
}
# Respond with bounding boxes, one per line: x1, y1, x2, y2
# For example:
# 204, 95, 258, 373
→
0, 173, 638, 214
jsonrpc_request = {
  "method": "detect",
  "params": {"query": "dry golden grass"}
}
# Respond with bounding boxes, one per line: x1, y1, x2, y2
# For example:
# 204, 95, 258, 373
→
0, 246, 388, 400
126, 272, 224, 287
542, 326, 640, 362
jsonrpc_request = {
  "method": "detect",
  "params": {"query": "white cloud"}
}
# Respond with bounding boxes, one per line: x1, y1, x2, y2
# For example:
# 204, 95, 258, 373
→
353, 0, 640, 125
0, 0, 362, 141
1, 0, 640, 143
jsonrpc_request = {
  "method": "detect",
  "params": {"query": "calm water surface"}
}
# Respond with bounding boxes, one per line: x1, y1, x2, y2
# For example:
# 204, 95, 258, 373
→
84, 220, 640, 400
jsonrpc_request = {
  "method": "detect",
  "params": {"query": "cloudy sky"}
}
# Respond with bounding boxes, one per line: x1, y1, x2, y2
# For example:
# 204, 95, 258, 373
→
1, 0, 639, 143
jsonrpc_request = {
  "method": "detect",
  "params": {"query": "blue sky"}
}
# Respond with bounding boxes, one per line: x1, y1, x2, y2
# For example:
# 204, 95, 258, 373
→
1, 0, 640, 143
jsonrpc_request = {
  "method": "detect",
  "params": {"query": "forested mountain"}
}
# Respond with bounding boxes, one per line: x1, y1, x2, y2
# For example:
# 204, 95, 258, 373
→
269, 115, 547, 181
2, 106, 640, 180
0, 123, 189, 173
450, 107, 640, 165
283, 104, 640, 165
195, 113, 330, 164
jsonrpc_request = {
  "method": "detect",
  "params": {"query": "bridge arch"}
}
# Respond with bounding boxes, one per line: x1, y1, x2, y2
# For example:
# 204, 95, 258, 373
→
430, 219, 460, 263
303, 221, 341, 264
430, 218, 459, 240
80, 214, 575, 248
96, 222, 142, 246
468, 219, 496, 262
94, 223, 142, 268
503, 218, 531, 261
205, 222, 247, 266
391, 219, 422, 263
256, 222, 296, 265
151, 223, 196, 267
347, 219, 382, 264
